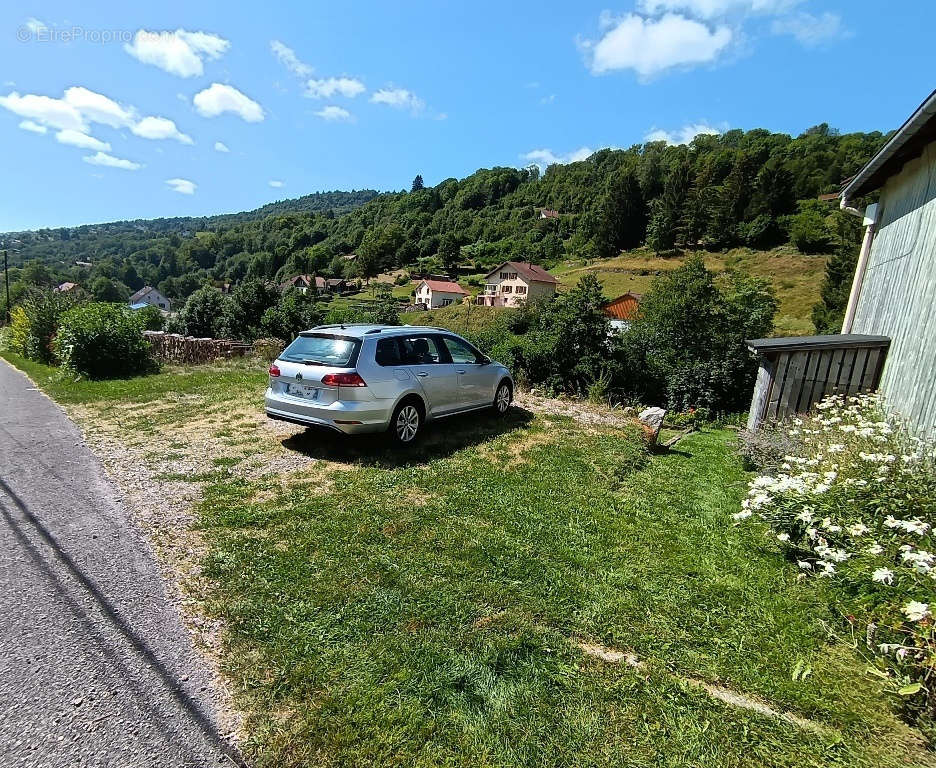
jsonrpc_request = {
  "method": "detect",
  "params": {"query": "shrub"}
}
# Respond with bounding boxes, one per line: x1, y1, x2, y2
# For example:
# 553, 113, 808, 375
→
54, 302, 156, 379
3, 305, 30, 355
734, 394, 936, 726
260, 288, 324, 341
136, 304, 165, 331
177, 285, 228, 338
622, 257, 777, 412
790, 200, 833, 254
21, 289, 78, 364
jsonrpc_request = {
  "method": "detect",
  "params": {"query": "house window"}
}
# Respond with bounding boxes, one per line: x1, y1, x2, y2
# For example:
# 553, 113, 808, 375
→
499, 272, 508, 279
508, 272, 518, 280
502, 285, 513, 294
484, 284, 497, 294
441, 298, 453, 306
515, 286, 526, 295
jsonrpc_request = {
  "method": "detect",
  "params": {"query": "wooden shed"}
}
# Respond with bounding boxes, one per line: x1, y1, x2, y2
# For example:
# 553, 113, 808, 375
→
746, 334, 890, 430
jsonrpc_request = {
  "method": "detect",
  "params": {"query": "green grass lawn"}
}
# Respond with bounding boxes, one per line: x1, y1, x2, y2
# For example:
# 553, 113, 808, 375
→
3, 353, 931, 767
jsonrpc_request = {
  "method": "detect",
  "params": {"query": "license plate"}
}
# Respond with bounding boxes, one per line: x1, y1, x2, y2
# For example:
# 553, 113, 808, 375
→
287, 383, 319, 400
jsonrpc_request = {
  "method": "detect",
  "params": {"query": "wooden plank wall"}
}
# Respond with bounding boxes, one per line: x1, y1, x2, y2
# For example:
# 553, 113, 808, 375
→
747, 343, 888, 428
852, 143, 936, 438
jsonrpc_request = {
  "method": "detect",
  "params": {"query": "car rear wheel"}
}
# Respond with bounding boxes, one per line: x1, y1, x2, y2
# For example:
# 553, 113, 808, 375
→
390, 400, 422, 445
493, 381, 512, 415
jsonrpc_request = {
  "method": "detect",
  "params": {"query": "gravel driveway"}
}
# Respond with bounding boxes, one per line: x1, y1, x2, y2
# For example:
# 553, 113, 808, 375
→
0, 360, 242, 768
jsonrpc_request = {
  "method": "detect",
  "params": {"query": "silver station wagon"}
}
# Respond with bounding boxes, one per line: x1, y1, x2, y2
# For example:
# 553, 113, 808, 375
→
265, 324, 514, 445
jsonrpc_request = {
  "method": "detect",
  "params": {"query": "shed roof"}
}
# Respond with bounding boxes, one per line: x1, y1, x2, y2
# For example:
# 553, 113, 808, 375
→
841, 89, 936, 200
746, 334, 890, 354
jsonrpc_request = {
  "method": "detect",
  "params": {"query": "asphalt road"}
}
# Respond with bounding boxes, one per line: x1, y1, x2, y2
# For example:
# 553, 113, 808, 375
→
0, 360, 242, 768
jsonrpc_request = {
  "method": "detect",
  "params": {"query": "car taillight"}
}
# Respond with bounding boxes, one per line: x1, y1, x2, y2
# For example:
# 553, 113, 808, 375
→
321, 372, 367, 387
268, 364, 281, 377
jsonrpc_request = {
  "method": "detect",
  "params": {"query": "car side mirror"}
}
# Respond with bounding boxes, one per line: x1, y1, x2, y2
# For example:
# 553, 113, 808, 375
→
479, 355, 491, 365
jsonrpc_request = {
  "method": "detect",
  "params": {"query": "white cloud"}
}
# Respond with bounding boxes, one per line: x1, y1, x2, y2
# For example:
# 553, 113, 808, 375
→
18, 119, 47, 134
193, 83, 264, 122
540, 94, 557, 105
644, 121, 722, 144
370, 87, 425, 113
131, 116, 193, 144
270, 40, 313, 78
124, 29, 229, 78
315, 105, 352, 121
582, 13, 733, 77
82, 151, 141, 171
305, 77, 366, 99
268, 180, 284, 188
0, 91, 85, 132
63, 86, 135, 128
55, 129, 111, 151
771, 12, 846, 46
25, 18, 47, 34
637, 0, 799, 19
165, 177, 196, 195
522, 146, 595, 169
214, 141, 229, 152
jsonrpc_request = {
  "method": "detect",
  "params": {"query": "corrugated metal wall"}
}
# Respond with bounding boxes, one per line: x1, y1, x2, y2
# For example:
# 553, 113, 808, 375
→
853, 142, 936, 438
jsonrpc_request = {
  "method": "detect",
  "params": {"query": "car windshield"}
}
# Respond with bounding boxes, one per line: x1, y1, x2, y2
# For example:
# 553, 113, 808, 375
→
280, 334, 359, 367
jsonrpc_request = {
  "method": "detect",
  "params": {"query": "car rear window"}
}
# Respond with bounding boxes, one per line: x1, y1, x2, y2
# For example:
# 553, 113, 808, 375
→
280, 333, 360, 367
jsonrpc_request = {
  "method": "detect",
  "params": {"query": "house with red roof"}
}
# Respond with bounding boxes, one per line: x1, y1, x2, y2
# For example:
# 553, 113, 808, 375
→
478, 261, 558, 307
414, 279, 468, 309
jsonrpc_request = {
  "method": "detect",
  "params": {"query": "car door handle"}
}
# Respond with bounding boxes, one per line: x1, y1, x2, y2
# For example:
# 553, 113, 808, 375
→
456, 370, 466, 374
417, 372, 429, 377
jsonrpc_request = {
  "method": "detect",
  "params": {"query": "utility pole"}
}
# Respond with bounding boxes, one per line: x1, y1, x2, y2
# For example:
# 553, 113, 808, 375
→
3, 250, 9, 325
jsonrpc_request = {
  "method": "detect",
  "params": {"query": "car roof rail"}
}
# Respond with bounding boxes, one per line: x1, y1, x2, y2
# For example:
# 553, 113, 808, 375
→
364, 328, 383, 334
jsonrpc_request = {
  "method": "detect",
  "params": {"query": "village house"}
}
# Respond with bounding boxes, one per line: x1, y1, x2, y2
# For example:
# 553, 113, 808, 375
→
281, 274, 325, 294
128, 286, 170, 311
477, 261, 558, 307
54, 282, 79, 294
414, 279, 468, 309
539, 208, 560, 220
603, 292, 642, 332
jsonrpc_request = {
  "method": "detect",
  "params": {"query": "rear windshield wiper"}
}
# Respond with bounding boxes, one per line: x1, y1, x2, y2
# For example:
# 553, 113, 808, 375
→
301, 359, 325, 365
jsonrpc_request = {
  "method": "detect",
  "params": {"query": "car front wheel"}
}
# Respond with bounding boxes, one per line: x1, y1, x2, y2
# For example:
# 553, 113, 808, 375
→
493, 381, 512, 415
390, 400, 422, 445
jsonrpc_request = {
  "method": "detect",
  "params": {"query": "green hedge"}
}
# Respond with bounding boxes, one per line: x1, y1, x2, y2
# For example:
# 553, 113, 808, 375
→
54, 303, 157, 379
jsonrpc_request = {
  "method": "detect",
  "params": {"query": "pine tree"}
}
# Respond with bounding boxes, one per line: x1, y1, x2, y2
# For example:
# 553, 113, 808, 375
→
595, 168, 645, 258
410, 174, 425, 192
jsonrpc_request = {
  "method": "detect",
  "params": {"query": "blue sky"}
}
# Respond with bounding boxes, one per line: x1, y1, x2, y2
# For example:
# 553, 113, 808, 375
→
0, 1, 931, 231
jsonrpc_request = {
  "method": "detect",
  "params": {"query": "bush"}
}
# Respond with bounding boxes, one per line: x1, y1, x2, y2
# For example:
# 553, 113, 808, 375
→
790, 200, 833, 254
622, 257, 777, 412
260, 288, 324, 341
3, 305, 30, 355
734, 394, 936, 726
54, 303, 156, 379
136, 304, 165, 331
177, 285, 228, 338
21, 289, 78, 364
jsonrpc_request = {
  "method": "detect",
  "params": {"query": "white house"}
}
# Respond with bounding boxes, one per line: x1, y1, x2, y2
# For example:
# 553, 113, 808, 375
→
128, 286, 170, 311
414, 279, 468, 309
477, 261, 558, 307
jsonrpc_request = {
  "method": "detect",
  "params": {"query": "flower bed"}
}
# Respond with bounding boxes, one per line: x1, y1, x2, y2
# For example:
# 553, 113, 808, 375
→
735, 393, 936, 726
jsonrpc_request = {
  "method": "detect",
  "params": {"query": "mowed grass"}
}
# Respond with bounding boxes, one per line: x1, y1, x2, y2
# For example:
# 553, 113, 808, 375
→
4, 354, 931, 767
554, 246, 828, 337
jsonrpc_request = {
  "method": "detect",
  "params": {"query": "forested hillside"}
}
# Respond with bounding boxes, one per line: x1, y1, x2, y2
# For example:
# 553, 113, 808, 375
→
2, 124, 886, 332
